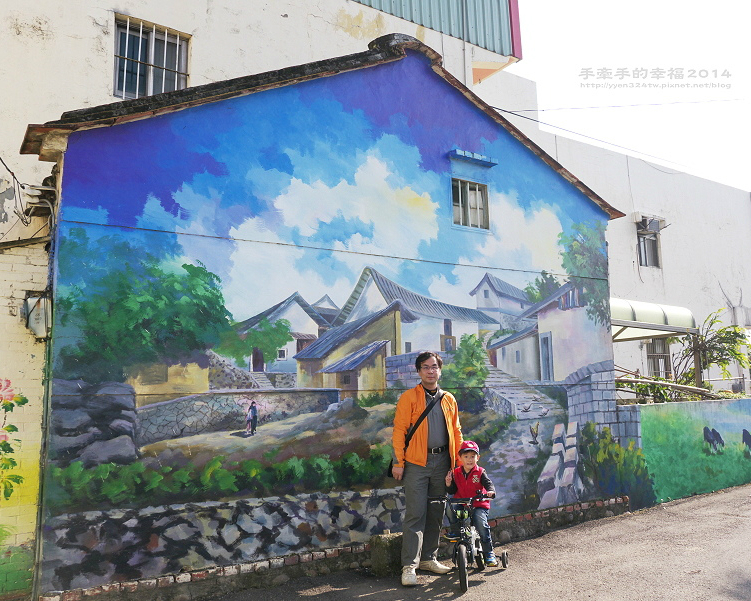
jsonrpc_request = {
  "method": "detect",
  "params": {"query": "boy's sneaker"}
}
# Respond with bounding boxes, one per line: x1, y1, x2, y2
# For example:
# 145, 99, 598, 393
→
484, 552, 498, 567
445, 528, 460, 541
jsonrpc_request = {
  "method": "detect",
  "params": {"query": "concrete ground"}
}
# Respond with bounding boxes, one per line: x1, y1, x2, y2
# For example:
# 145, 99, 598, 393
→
216, 482, 751, 601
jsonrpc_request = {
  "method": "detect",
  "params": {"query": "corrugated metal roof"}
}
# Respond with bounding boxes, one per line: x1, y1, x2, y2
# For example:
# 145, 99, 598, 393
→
318, 340, 390, 373
352, 0, 516, 56
295, 300, 418, 360
334, 267, 496, 326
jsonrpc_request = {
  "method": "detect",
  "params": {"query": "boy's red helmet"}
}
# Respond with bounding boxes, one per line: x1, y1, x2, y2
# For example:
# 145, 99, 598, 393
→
459, 440, 480, 455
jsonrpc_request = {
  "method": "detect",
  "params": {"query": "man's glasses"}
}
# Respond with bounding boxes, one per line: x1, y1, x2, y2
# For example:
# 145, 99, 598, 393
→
421, 365, 441, 371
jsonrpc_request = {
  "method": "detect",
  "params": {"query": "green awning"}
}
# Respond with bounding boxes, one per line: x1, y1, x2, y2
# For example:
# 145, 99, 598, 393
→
611, 298, 698, 342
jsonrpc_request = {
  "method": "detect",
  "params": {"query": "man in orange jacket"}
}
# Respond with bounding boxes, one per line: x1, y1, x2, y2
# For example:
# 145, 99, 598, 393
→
391, 351, 463, 586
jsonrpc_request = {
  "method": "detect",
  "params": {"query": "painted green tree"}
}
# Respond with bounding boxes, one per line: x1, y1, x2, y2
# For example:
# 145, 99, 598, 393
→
579, 422, 656, 509
524, 270, 561, 303
216, 317, 294, 367
441, 334, 489, 413
56, 232, 237, 382
558, 220, 609, 326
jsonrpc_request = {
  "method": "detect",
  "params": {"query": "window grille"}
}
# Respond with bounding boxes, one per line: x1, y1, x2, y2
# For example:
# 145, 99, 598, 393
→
452, 178, 489, 229
646, 339, 672, 379
115, 16, 189, 99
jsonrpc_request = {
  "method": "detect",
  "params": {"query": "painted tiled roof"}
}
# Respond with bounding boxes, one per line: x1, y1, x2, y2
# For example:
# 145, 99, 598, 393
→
487, 324, 538, 349
235, 292, 329, 334
334, 267, 496, 327
469, 273, 530, 303
518, 282, 574, 319
295, 300, 417, 360
317, 340, 390, 373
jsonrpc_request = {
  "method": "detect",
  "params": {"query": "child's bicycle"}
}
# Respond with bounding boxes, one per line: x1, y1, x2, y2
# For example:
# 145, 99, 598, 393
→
433, 493, 509, 592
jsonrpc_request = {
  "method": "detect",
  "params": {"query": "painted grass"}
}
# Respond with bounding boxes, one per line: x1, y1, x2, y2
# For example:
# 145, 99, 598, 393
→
641, 408, 751, 502
0, 543, 33, 596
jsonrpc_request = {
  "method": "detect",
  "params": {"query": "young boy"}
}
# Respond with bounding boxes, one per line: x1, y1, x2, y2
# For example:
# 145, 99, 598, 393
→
444, 440, 498, 566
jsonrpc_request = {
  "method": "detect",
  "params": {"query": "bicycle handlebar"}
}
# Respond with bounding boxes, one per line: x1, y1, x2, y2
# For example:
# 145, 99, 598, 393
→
429, 492, 491, 504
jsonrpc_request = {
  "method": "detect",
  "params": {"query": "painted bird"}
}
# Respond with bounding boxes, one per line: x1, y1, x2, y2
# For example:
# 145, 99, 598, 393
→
539, 406, 550, 416
521, 402, 532, 412
529, 421, 540, 445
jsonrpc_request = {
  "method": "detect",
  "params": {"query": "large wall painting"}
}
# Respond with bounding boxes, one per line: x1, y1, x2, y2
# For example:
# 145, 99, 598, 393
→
640, 398, 751, 502
40, 42, 618, 589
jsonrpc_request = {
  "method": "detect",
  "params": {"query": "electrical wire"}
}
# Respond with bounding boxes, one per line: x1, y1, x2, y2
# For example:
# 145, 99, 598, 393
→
0, 154, 32, 228
507, 98, 744, 113
490, 104, 683, 165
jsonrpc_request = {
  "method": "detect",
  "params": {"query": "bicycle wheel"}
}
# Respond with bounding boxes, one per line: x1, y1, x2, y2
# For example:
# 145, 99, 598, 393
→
473, 532, 485, 571
501, 550, 509, 568
457, 543, 468, 592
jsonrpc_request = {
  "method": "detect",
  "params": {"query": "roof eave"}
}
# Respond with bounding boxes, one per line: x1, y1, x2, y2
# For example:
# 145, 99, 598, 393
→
21, 33, 624, 219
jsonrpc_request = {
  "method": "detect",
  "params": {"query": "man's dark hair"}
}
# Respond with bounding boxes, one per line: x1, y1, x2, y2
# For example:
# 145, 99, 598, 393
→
415, 351, 443, 372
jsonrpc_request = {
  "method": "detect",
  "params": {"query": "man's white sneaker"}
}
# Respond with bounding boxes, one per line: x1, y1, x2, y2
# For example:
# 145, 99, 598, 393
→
401, 566, 418, 586
418, 559, 452, 574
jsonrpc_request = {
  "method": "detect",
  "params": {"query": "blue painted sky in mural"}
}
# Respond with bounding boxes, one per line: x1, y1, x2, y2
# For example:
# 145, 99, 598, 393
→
59, 51, 608, 321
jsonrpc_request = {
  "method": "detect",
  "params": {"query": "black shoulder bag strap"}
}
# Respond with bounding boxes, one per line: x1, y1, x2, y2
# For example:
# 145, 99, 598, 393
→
403, 390, 443, 451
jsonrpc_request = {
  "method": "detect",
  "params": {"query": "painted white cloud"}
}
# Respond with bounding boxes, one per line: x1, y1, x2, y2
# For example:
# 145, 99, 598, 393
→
224, 216, 353, 321
275, 155, 439, 271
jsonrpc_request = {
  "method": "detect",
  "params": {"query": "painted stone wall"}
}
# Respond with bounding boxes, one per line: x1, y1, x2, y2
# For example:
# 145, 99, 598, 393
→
136, 388, 339, 446
43, 490, 404, 592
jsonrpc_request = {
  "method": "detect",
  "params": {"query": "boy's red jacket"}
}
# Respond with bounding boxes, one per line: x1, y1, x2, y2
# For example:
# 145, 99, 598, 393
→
449, 465, 493, 509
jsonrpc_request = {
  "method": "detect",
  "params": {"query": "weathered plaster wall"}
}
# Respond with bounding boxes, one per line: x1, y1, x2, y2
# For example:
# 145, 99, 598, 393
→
0, 245, 48, 599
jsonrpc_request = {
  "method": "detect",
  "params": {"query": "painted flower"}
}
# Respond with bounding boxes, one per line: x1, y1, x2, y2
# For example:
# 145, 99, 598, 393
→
0, 379, 13, 402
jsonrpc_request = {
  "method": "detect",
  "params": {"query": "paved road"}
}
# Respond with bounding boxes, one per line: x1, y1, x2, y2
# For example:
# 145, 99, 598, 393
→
217, 483, 751, 601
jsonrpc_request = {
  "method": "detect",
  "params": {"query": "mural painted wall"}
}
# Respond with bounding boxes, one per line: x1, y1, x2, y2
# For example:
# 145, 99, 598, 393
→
641, 398, 751, 502
0, 379, 38, 600
40, 43, 618, 592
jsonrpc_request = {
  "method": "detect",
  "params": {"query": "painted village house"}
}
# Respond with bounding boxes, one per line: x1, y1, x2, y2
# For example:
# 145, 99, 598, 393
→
19, 35, 631, 595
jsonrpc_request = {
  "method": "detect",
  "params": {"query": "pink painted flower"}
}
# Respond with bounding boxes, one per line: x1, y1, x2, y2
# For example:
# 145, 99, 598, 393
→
0, 379, 14, 402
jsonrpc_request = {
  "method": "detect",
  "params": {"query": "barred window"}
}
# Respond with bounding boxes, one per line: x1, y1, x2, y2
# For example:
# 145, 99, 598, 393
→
115, 16, 189, 99
646, 339, 672, 379
452, 178, 489, 229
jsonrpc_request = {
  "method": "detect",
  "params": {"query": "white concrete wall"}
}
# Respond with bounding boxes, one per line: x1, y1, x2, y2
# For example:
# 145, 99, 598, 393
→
476, 69, 751, 390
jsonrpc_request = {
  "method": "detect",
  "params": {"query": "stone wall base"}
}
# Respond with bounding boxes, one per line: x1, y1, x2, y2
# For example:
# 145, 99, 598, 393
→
40, 497, 630, 601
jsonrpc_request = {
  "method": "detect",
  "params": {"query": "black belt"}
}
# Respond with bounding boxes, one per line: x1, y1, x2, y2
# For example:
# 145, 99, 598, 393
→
428, 445, 448, 454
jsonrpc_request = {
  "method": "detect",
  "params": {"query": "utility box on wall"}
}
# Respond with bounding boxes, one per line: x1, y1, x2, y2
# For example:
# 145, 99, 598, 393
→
24, 296, 51, 339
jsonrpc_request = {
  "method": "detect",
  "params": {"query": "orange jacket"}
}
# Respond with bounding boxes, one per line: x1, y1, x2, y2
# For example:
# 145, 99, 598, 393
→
392, 384, 463, 468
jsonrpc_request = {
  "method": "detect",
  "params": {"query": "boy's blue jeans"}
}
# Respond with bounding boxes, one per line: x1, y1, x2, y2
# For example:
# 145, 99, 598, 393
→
446, 504, 493, 555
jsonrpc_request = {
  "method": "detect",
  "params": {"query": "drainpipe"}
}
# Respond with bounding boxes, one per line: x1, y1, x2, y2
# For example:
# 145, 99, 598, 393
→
692, 335, 702, 388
